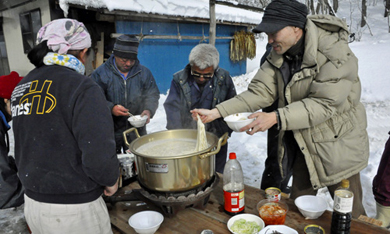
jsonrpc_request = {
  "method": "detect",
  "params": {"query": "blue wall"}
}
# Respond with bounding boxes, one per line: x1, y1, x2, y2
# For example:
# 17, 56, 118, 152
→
116, 21, 246, 93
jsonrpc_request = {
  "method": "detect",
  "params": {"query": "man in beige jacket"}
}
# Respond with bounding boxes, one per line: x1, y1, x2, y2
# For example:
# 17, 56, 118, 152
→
192, 0, 369, 218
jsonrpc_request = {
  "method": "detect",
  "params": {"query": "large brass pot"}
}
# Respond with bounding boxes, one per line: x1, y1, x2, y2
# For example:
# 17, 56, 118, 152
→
123, 128, 228, 192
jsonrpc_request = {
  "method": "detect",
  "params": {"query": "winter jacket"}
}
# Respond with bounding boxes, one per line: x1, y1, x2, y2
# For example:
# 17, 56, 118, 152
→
0, 111, 24, 208
259, 43, 292, 193
11, 65, 119, 204
373, 133, 390, 206
163, 64, 236, 138
216, 15, 369, 189
90, 55, 160, 139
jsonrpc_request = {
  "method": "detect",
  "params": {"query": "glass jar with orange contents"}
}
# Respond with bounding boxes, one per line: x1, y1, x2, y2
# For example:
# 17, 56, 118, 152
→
257, 199, 289, 226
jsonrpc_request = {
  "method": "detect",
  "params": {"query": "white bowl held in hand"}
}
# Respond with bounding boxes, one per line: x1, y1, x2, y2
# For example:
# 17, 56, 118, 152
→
227, 213, 265, 234
224, 112, 255, 132
128, 210, 164, 234
294, 195, 328, 219
128, 115, 148, 128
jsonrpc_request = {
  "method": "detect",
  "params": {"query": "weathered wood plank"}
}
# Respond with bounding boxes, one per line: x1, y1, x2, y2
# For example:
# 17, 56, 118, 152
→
95, 32, 104, 69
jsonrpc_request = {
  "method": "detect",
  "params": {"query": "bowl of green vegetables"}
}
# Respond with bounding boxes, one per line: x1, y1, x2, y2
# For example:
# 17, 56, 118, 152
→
227, 213, 264, 234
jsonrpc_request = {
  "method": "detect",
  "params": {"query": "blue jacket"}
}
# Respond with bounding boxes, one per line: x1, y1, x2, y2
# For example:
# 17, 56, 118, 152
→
91, 55, 160, 135
164, 64, 236, 137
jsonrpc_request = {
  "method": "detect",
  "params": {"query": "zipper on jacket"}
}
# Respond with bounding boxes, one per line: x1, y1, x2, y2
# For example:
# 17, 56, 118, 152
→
123, 79, 129, 129
124, 79, 127, 105
124, 70, 141, 110
124, 70, 141, 103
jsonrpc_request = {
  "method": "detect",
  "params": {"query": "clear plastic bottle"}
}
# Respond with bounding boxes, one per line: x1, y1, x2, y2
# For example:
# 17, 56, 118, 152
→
331, 179, 353, 234
223, 152, 245, 215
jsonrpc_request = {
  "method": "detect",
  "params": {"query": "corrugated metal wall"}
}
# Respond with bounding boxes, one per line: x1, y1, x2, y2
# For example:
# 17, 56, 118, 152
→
116, 21, 246, 94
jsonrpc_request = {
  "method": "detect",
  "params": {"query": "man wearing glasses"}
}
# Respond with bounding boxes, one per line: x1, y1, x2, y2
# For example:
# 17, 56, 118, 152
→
164, 43, 236, 173
91, 35, 160, 153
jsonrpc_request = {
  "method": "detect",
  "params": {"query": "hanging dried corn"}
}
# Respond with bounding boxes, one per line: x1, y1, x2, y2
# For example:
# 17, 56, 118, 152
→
246, 32, 256, 59
230, 31, 257, 62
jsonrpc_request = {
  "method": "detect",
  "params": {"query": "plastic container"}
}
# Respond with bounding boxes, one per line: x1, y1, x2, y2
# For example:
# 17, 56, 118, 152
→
331, 179, 353, 234
223, 152, 245, 215
257, 199, 288, 226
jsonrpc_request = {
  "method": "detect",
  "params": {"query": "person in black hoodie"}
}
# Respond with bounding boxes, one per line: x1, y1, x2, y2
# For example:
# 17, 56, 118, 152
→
0, 71, 24, 209
11, 19, 119, 234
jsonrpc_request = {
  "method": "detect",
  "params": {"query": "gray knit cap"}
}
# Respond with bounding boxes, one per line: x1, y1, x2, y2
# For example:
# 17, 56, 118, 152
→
113, 35, 139, 59
253, 0, 308, 33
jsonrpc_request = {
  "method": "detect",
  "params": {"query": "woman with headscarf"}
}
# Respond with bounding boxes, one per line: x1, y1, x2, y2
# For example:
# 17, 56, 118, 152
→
11, 19, 119, 234
0, 71, 24, 209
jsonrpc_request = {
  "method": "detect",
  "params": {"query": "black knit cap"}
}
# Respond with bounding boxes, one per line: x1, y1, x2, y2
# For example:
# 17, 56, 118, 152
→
253, 0, 308, 33
113, 34, 139, 59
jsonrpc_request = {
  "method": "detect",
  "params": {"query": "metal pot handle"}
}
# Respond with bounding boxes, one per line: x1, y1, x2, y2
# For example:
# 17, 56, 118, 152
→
198, 132, 229, 159
123, 128, 140, 147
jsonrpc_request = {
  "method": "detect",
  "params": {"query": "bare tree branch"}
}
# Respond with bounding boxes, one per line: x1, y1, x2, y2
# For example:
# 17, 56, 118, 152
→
361, 0, 367, 27
324, 0, 337, 16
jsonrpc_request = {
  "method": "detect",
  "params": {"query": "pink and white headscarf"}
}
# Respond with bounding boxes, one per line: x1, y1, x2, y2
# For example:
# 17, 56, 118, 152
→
36, 19, 91, 54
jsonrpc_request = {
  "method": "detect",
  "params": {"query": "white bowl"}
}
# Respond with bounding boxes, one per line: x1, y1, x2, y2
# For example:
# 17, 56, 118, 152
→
259, 225, 298, 234
294, 195, 328, 219
227, 213, 265, 234
128, 210, 164, 234
128, 115, 148, 128
224, 112, 255, 132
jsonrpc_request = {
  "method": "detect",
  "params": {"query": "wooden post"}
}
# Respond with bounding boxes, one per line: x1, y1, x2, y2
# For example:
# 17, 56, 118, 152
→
95, 32, 104, 68
209, 0, 216, 46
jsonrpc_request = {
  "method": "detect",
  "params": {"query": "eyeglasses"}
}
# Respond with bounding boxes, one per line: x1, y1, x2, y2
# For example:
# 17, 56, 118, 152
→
191, 70, 214, 79
117, 57, 135, 63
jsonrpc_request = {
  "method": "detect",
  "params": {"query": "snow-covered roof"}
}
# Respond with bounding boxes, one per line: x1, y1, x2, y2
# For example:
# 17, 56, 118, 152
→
59, 0, 263, 25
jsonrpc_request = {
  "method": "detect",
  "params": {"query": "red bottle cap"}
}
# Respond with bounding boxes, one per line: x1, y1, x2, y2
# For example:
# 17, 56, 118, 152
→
229, 152, 236, 159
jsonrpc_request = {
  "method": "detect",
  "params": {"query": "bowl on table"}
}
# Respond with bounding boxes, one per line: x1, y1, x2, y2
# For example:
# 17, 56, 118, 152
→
257, 199, 289, 226
223, 112, 255, 132
294, 195, 328, 219
128, 115, 148, 128
227, 213, 265, 234
259, 225, 298, 234
128, 210, 164, 234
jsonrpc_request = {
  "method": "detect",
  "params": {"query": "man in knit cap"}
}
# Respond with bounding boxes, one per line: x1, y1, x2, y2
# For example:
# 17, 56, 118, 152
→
254, 0, 310, 196
91, 35, 160, 153
192, 0, 368, 219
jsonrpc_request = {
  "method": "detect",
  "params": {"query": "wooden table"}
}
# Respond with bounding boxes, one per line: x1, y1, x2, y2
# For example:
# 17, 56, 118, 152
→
107, 174, 389, 234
